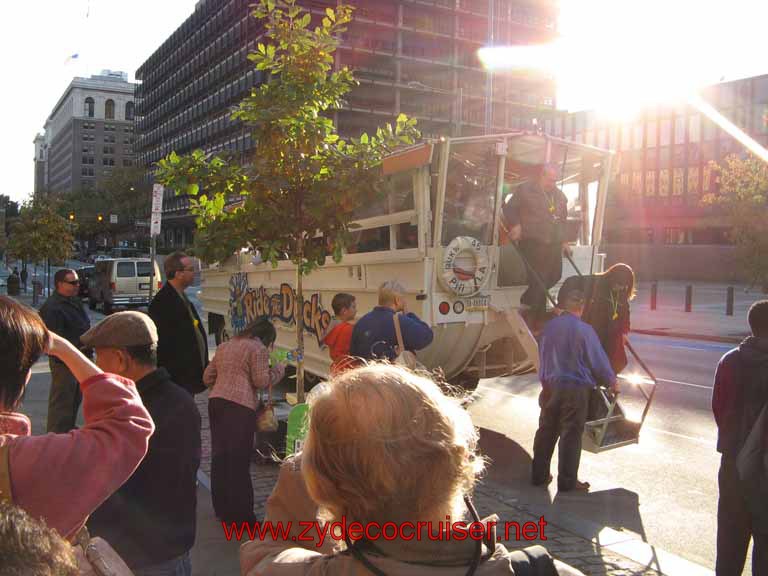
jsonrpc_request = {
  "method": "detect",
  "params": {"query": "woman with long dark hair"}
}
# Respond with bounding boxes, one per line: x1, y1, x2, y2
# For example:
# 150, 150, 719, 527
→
557, 263, 636, 374
0, 295, 153, 541
203, 316, 286, 524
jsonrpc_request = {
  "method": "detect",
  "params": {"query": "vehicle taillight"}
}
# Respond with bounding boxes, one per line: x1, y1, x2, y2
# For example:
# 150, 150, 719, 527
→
157, 281, 162, 289
110, 282, 116, 292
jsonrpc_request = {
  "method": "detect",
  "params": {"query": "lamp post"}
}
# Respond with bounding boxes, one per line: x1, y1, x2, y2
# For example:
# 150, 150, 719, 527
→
406, 81, 463, 137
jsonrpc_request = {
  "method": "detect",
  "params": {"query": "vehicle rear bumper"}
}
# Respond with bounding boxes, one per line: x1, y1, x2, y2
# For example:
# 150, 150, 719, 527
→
111, 295, 150, 306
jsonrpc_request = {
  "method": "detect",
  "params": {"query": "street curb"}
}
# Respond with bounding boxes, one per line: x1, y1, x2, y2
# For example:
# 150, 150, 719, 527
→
631, 328, 743, 345
477, 482, 714, 576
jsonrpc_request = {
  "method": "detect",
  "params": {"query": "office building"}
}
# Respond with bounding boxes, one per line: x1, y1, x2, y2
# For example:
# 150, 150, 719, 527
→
35, 70, 137, 196
136, 0, 559, 248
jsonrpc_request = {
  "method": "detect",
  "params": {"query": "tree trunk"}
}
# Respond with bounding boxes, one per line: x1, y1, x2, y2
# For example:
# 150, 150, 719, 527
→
295, 235, 306, 404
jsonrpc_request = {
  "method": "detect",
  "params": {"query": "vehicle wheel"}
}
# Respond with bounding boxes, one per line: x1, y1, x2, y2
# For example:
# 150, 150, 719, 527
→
88, 297, 96, 310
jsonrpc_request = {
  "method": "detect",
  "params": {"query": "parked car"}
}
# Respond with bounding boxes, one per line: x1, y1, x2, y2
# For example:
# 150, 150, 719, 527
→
88, 258, 162, 314
76, 266, 95, 299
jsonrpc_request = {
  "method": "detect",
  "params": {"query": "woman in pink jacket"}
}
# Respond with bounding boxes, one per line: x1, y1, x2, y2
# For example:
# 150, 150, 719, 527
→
0, 295, 154, 541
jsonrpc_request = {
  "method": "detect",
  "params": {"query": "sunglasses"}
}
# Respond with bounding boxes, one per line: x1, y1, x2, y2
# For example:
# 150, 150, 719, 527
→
63, 279, 80, 285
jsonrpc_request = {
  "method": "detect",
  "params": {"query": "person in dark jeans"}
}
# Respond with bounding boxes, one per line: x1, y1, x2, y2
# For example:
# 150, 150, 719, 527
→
39, 268, 90, 433
501, 164, 570, 327
531, 290, 616, 492
712, 300, 768, 576
203, 317, 286, 524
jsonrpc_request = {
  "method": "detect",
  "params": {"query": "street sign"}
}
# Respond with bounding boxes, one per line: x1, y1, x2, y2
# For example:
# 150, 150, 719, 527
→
151, 184, 164, 215
150, 215, 162, 237
110, 214, 118, 224
151, 184, 164, 237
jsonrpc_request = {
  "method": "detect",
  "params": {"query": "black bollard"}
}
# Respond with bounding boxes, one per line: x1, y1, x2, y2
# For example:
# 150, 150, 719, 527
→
726, 286, 734, 316
651, 282, 658, 311
685, 285, 692, 313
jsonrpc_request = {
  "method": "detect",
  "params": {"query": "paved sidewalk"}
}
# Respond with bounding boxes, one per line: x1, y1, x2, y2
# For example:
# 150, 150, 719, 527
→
629, 281, 759, 343
191, 392, 712, 576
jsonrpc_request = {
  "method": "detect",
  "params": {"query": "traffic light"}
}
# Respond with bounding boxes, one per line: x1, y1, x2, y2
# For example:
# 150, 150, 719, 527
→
68, 212, 75, 221
97, 213, 104, 222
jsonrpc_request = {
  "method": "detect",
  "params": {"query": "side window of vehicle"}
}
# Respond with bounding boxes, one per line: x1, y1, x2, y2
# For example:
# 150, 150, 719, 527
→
117, 262, 135, 278
348, 170, 417, 254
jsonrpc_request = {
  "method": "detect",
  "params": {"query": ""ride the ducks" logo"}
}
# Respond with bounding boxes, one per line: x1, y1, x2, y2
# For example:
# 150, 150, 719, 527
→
229, 273, 332, 345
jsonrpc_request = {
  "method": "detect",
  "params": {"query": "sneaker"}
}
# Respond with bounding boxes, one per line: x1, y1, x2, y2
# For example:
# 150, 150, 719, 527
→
559, 480, 590, 492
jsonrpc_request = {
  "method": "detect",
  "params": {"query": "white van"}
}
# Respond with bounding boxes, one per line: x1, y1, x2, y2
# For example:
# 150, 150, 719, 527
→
88, 258, 162, 314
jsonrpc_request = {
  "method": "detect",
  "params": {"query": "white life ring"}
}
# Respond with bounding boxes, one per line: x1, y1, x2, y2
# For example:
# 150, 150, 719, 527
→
440, 236, 490, 297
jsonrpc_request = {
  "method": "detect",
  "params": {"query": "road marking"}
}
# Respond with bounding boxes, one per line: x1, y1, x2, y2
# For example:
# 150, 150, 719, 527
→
477, 386, 717, 446
657, 377, 712, 390
644, 426, 716, 446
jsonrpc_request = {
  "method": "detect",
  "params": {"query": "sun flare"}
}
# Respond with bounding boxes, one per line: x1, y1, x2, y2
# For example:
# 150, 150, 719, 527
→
480, 0, 767, 121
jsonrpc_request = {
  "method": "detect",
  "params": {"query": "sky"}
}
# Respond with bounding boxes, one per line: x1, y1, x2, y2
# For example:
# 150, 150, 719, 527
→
2, 0, 766, 203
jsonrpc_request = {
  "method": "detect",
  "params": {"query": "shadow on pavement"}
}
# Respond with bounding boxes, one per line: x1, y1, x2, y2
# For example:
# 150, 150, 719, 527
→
477, 427, 552, 507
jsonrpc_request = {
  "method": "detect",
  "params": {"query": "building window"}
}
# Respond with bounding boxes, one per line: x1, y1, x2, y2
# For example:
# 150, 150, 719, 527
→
645, 171, 656, 196
84, 97, 94, 118
659, 169, 670, 196
687, 167, 700, 194
105, 99, 115, 120
81, 167, 95, 177
664, 228, 692, 245
82, 133, 95, 142
104, 134, 116, 143
689, 115, 701, 143
123, 159, 133, 167
103, 158, 115, 166
646, 122, 657, 148
674, 116, 686, 144
103, 146, 115, 155
82, 156, 94, 165
105, 124, 116, 132
660, 119, 672, 146
673, 168, 684, 196
632, 172, 643, 196
125, 101, 135, 121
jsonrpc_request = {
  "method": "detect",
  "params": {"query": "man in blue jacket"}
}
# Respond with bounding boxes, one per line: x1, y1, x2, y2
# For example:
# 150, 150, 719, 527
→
532, 289, 616, 492
350, 281, 433, 361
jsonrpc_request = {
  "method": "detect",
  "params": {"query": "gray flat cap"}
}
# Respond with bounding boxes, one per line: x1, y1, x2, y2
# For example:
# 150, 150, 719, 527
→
81, 311, 158, 348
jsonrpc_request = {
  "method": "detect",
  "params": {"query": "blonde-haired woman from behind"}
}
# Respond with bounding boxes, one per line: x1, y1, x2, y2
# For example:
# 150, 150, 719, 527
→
241, 363, 584, 576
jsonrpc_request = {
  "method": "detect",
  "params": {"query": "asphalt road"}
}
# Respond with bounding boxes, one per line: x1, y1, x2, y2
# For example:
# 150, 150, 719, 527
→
468, 332, 743, 572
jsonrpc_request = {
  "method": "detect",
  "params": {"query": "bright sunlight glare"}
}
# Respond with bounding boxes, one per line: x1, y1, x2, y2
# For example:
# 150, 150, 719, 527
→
479, 0, 768, 121
618, 373, 654, 387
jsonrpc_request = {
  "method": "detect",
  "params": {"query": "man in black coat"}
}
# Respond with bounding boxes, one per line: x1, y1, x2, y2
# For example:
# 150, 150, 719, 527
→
83, 311, 201, 575
148, 252, 208, 395
712, 300, 768, 575
39, 268, 91, 432
501, 164, 570, 327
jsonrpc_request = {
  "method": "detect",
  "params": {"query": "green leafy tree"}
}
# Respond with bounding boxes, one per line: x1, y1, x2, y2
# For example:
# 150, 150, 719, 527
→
7, 199, 75, 269
60, 167, 149, 250
705, 153, 768, 290
156, 0, 419, 401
